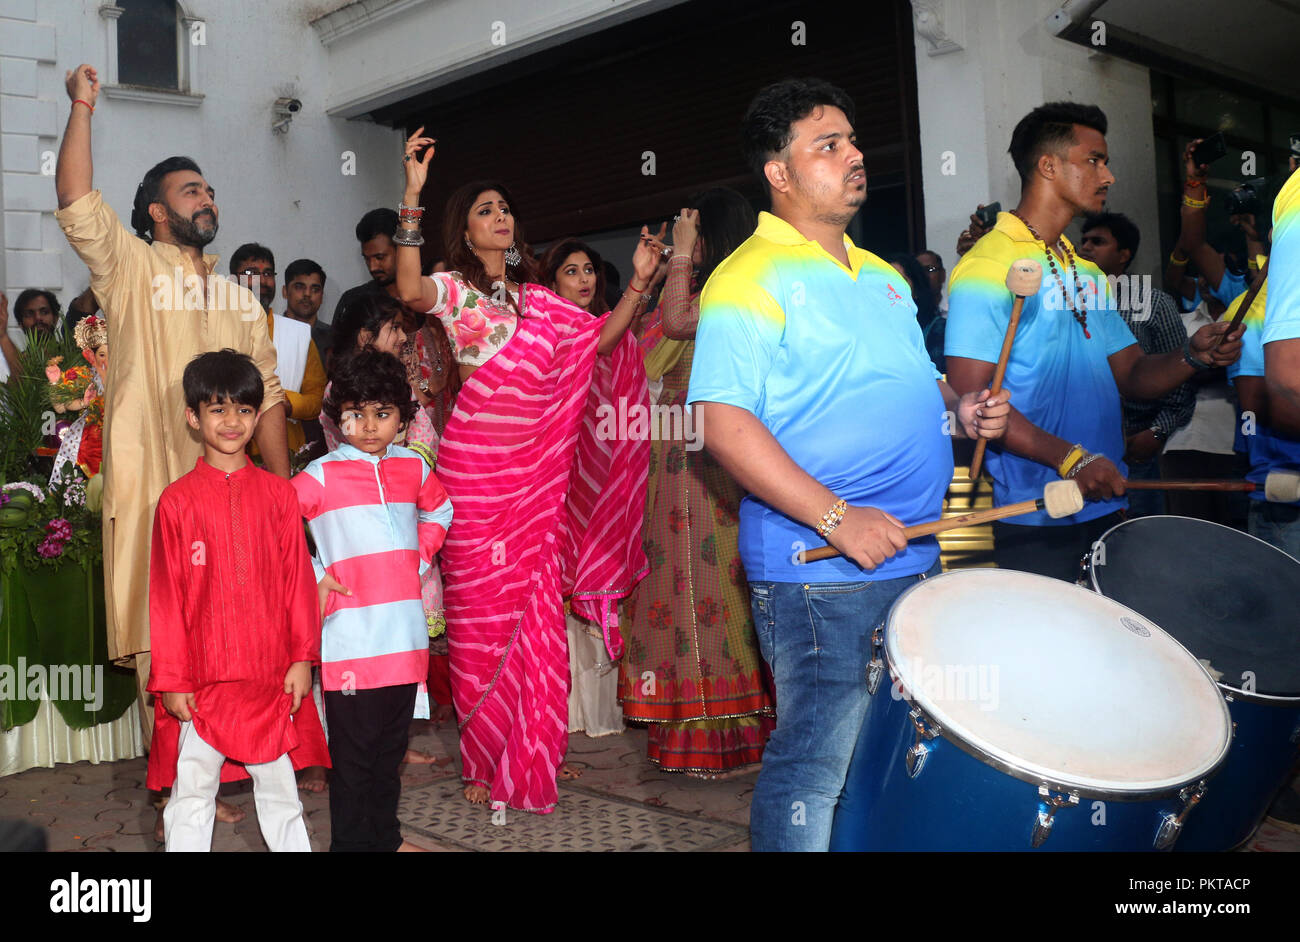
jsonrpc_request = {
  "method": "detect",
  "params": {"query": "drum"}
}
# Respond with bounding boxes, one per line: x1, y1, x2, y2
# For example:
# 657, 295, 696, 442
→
829, 568, 1232, 851
1087, 516, 1300, 851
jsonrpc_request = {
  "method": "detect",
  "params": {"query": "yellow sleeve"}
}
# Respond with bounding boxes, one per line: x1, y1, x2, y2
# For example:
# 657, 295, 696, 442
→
246, 301, 286, 413
286, 341, 326, 420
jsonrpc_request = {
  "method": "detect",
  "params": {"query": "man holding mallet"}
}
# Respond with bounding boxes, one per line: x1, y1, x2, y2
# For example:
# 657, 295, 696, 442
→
689, 78, 1011, 853
946, 102, 1242, 581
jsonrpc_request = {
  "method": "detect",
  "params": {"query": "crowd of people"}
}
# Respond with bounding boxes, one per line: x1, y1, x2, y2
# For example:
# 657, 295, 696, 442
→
3, 59, 1295, 853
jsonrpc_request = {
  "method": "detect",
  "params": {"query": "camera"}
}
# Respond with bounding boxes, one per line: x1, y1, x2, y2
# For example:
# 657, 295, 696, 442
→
272, 98, 302, 134
975, 201, 1001, 229
1224, 181, 1261, 217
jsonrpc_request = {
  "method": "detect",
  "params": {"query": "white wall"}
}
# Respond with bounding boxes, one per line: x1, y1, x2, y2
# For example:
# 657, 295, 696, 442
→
911, 0, 1161, 279
1, 0, 406, 354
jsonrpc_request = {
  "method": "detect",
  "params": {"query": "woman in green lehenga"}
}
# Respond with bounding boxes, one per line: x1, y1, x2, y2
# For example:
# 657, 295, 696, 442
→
619, 189, 775, 776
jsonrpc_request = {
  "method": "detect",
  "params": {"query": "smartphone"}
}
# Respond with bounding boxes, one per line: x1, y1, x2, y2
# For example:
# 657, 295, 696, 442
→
1290, 133, 1300, 159
1191, 132, 1227, 168
975, 201, 1001, 229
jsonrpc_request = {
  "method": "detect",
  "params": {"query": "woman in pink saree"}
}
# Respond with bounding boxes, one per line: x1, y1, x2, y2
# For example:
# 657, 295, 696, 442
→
396, 130, 658, 812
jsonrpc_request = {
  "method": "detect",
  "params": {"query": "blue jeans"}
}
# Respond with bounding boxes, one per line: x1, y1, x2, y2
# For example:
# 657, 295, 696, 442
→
1248, 501, 1300, 561
748, 563, 940, 852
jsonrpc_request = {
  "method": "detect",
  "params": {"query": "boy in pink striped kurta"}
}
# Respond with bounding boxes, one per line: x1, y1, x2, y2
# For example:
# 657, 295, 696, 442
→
292, 351, 453, 852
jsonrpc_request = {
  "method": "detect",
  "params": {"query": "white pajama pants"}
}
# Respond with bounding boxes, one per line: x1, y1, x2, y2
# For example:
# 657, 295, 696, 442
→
164, 721, 311, 852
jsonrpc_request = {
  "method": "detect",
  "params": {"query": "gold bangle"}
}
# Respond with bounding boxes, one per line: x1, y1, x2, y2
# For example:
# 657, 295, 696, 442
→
1182, 195, 1208, 209
815, 498, 847, 539
1169, 250, 1188, 265
1058, 444, 1086, 479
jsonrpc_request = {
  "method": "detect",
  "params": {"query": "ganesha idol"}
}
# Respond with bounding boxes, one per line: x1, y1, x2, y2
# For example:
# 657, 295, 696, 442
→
45, 314, 107, 486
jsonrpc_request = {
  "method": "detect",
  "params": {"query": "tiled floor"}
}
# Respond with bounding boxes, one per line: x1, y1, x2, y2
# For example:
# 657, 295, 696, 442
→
1, 720, 1295, 852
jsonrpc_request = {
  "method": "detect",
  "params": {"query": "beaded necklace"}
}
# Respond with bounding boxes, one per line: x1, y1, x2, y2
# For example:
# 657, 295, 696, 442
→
1010, 210, 1090, 339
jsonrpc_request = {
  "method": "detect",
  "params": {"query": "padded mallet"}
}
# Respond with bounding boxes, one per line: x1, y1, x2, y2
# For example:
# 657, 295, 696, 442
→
1123, 471, 1300, 503
969, 258, 1043, 481
797, 480, 1083, 564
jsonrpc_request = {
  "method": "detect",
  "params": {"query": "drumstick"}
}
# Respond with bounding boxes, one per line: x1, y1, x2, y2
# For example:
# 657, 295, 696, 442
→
1212, 258, 1267, 353
1123, 480, 1256, 492
1124, 470, 1300, 502
969, 259, 1044, 482
797, 480, 1083, 564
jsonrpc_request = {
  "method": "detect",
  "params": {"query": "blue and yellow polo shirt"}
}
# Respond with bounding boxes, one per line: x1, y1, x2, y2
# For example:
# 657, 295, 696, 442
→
1263, 168, 1300, 347
945, 211, 1136, 525
1228, 278, 1300, 505
687, 211, 950, 583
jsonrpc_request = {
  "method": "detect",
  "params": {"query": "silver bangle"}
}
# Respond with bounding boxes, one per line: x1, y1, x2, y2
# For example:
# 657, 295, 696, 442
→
393, 228, 424, 247
1067, 452, 1104, 479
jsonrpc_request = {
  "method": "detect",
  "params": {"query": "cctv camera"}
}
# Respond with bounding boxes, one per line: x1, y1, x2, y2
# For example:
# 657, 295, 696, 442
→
274, 97, 302, 116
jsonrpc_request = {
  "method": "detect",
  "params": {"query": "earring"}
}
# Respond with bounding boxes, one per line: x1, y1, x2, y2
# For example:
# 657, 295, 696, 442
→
505, 242, 522, 269
464, 234, 473, 250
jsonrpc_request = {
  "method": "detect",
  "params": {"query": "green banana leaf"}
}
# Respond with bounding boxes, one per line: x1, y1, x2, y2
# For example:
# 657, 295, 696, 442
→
0, 561, 134, 731
0, 571, 39, 730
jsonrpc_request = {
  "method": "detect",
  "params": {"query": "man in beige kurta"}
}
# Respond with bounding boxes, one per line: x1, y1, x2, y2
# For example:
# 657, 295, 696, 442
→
54, 65, 289, 755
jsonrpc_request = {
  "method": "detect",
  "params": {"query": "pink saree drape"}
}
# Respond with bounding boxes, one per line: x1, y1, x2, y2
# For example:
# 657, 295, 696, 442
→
438, 285, 649, 812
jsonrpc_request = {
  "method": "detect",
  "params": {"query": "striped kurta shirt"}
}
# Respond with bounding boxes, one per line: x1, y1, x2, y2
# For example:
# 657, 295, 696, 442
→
293, 443, 453, 691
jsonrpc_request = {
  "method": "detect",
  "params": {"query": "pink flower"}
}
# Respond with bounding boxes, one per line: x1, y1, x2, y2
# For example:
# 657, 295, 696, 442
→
37, 538, 64, 559
46, 518, 73, 540
453, 308, 493, 350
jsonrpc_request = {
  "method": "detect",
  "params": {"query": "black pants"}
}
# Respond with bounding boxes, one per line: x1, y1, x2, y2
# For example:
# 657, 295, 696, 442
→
1160, 450, 1251, 531
992, 512, 1124, 583
323, 683, 417, 853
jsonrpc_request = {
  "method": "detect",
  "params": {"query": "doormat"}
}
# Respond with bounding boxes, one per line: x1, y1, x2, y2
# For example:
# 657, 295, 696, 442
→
398, 778, 748, 852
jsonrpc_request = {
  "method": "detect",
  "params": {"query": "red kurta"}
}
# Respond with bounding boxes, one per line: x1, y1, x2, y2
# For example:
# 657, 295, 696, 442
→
145, 459, 329, 790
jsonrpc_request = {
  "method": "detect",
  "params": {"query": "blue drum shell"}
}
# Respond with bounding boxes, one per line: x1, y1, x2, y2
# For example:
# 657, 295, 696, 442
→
831, 683, 1206, 852
1174, 692, 1300, 852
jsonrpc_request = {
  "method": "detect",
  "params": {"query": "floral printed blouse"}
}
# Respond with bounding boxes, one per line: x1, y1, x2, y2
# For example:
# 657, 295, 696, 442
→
421, 271, 518, 368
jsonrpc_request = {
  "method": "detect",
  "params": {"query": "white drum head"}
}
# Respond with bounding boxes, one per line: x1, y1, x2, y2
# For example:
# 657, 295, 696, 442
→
886, 569, 1232, 795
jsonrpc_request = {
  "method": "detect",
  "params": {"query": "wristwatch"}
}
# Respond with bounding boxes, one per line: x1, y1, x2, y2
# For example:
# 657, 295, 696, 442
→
1150, 426, 1168, 443
1182, 338, 1212, 371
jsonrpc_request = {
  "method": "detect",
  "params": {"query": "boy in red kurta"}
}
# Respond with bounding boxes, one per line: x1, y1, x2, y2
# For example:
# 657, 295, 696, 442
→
147, 350, 328, 851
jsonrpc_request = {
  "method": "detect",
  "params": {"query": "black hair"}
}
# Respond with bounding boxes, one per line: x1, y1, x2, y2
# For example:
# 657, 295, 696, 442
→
690, 187, 758, 284
330, 291, 405, 355
323, 350, 417, 426
541, 239, 608, 314
285, 257, 326, 286
1081, 212, 1140, 270
130, 156, 204, 241
356, 208, 399, 245
886, 253, 939, 329
741, 78, 857, 193
13, 288, 61, 324
182, 348, 264, 412
1008, 102, 1108, 183
229, 242, 275, 275
918, 249, 944, 269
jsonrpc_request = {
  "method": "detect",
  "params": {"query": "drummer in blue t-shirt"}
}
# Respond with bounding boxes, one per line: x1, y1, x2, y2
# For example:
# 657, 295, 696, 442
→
689, 78, 1011, 853
946, 102, 1242, 582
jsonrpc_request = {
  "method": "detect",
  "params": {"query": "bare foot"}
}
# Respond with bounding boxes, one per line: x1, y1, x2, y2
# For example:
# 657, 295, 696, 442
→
558, 762, 583, 781
298, 766, 327, 793
397, 839, 430, 852
463, 784, 490, 804
153, 808, 164, 844
215, 798, 246, 824
402, 748, 440, 765
431, 703, 455, 725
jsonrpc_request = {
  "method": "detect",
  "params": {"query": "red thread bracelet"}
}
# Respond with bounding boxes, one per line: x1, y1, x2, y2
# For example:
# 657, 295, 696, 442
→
73, 99, 94, 114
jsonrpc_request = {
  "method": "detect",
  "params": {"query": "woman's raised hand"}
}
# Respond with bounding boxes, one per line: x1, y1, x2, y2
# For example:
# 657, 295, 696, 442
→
403, 126, 436, 200
632, 222, 668, 284
672, 208, 699, 255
